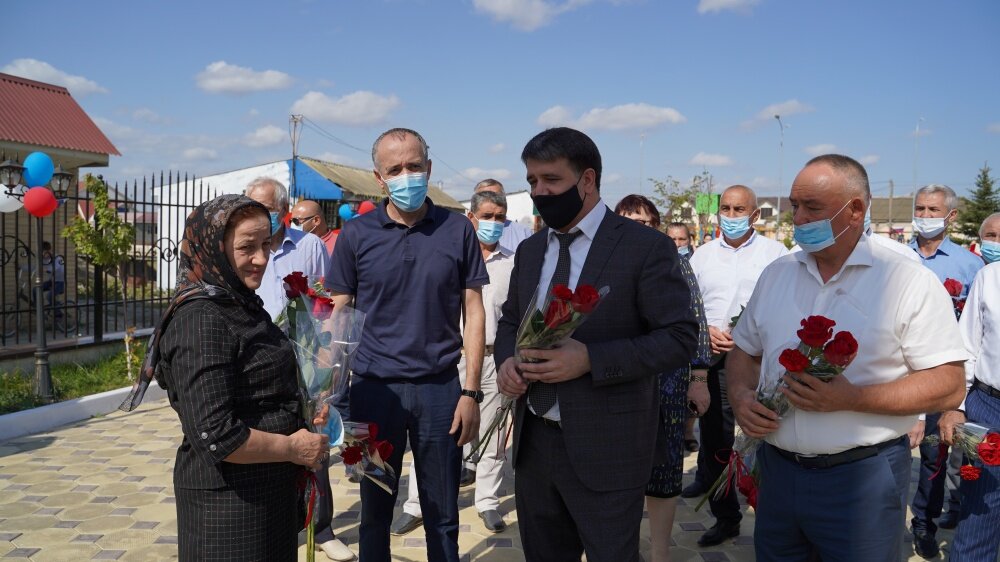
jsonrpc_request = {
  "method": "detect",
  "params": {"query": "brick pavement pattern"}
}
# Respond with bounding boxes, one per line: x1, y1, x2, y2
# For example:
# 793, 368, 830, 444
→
0, 399, 982, 561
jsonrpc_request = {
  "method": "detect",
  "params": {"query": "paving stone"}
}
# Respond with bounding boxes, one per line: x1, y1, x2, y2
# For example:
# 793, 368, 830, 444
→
4, 547, 41, 558
91, 550, 126, 560
53, 521, 82, 529
153, 536, 177, 544
33, 508, 62, 516
72, 534, 104, 543
129, 521, 158, 530
0, 533, 21, 541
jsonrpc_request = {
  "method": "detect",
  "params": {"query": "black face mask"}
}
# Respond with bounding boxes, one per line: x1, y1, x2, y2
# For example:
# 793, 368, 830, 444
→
532, 183, 584, 230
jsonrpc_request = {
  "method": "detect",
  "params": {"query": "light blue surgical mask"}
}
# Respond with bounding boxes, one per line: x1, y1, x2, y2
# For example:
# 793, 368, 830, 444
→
269, 212, 281, 235
793, 200, 852, 253
677, 245, 690, 257
384, 172, 428, 213
981, 240, 1000, 264
863, 207, 871, 233
719, 214, 753, 239
476, 219, 504, 245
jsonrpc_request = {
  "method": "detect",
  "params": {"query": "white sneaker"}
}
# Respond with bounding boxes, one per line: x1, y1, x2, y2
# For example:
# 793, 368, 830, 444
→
318, 538, 356, 561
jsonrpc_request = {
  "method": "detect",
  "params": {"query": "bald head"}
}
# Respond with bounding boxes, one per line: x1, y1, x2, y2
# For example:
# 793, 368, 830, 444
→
980, 212, 1000, 240
721, 185, 758, 210
290, 199, 328, 236
804, 154, 870, 200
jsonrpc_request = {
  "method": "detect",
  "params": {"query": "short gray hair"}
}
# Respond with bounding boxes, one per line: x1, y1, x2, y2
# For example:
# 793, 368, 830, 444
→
980, 212, 1000, 238
915, 184, 958, 212
371, 128, 429, 170
722, 185, 758, 210
474, 179, 505, 193
244, 176, 288, 210
470, 191, 507, 214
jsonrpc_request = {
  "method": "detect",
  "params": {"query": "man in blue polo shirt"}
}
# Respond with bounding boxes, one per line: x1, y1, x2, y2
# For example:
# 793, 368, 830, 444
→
328, 128, 488, 562
907, 183, 985, 559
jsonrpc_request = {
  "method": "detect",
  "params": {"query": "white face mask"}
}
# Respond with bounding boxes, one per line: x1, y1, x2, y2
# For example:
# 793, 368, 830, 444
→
913, 216, 947, 238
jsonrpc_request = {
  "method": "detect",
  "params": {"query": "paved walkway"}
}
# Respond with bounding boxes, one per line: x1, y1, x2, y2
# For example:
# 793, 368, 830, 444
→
0, 398, 967, 561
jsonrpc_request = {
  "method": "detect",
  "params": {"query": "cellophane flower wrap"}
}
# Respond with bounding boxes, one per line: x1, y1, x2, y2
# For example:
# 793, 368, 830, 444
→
278, 272, 366, 562
923, 422, 1000, 481
465, 283, 610, 463
697, 315, 859, 511
338, 421, 397, 494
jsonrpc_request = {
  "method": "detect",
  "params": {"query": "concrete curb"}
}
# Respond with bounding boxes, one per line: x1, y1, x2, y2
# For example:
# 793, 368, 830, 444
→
0, 383, 167, 442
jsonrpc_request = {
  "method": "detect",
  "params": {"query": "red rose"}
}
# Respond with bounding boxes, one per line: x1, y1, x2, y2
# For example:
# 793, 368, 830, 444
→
311, 295, 335, 321
372, 439, 394, 462
552, 284, 573, 302
796, 315, 836, 348
944, 278, 963, 297
956, 299, 966, 313
960, 464, 982, 481
571, 285, 600, 313
822, 331, 859, 368
342, 445, 363, 465
977, 433, 1000, 466
284, 271, 310, 298
543, 299, 574, 329
778, 348, 810, 373
368, 423, 379, 441
737, 475, 758, 510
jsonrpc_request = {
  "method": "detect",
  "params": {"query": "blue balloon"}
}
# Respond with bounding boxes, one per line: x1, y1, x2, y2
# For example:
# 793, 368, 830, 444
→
22, 152, 54, 187
338, 203, 354, 221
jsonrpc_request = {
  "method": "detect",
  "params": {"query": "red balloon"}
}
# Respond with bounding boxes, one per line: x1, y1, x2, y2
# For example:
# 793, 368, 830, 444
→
23, 187, 58, 218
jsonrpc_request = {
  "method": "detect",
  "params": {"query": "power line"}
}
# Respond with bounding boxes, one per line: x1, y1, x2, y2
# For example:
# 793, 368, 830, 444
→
300, 117, 368, 154
429, 149, 474, 184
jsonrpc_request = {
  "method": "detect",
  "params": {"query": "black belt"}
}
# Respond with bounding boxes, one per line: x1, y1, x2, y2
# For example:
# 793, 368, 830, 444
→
772, 436, 906, 470
973, 379, 1000, 400
527, 411, 561, 430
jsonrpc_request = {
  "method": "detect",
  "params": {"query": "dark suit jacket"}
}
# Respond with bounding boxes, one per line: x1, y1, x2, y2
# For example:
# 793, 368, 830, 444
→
494, 208, 698, 492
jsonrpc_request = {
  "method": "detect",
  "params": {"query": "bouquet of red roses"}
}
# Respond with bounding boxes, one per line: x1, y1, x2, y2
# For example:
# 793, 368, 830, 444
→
465, 282, 609, 463
923, 422, 1000, 481
339, 421, 397, 493
943, 278, 966, 319
697, 315, 859, 511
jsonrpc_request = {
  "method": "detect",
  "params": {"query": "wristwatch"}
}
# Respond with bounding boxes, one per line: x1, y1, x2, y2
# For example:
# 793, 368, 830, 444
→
461, 389, 485, 403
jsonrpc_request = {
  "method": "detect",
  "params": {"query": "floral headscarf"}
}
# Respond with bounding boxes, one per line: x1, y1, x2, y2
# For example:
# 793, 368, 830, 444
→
119, 194, 269, 412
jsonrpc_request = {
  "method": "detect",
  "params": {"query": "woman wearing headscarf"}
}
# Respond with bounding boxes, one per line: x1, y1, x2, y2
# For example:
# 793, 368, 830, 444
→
615, 194, 712, 562
120, 194, 328, 561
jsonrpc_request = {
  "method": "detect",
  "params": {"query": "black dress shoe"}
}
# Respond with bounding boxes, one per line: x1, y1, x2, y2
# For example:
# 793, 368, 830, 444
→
937, 511, 959, 530
912, 529, 940, 559
697, 520, 740, 547
680, 481, 707, 499
478, 509, 506, 533
389, 513, 423, 536
459, 467, 476, 487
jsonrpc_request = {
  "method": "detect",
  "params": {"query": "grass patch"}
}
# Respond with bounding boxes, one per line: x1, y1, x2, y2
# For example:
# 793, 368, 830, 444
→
0, 343, 146, 415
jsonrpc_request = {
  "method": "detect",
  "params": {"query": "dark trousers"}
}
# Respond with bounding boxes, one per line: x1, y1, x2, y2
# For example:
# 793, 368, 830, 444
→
911, 411, 948, 535
951, 388, 1000, 561
755, 438, 911, 561
350, 371, 461, 562
515, 414, 645, 562
316, 377, 351, 543
695, 359, 742, 523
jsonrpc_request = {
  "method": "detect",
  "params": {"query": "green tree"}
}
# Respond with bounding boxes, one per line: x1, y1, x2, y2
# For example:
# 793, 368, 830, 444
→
63, 174, 139, 381
957, 163, 999, 240
649, 171, 711, 226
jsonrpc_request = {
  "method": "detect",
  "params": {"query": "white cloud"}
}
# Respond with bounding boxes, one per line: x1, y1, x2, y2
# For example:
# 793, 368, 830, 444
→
603, 173, 623, 184
910, 127, 932, 138
749, 176, 777, 191
248, 108, 260, 117
988, 123, 1000, 134
697, 0, 759, 14
242, 125, 286, 148
462, 168, 512, 181
804, 143, 837, 156
538, 103, 686, 131
689, 152, 734, 167
858, 154, 880, 165
742, 99, 815, 130
473, 0, 592, 31
196, 61, 293, 94
489, 143, 506, 154
1, 58, 108, 96
131, 108, 170, 124
182, 147, 218, 161
291, 91, 400, 126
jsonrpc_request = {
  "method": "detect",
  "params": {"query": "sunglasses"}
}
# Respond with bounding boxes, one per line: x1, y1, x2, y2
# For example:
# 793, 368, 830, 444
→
290, 215, 318, 226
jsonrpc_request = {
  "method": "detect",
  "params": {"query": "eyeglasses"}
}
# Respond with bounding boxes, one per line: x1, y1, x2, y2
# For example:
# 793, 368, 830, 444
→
290, 215, 318, 226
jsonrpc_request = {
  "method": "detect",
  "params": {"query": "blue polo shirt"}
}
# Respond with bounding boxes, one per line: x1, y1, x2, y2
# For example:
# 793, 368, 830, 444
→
908, 236, 984, 298
328, 198, 489, 379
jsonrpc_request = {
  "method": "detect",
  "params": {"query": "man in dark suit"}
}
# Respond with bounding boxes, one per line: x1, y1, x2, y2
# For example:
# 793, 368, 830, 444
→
496, 127, 698, 562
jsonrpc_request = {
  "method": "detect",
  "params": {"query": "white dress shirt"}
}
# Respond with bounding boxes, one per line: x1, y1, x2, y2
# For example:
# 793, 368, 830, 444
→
689, 230, 789, 329
529, 199, 607, 421
959, 262, 1000, 410
731, 235, 967, 454
483, 245, 515, 346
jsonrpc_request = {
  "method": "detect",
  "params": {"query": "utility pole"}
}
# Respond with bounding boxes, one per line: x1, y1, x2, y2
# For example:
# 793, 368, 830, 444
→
289, 114, 303, 199
911, 117, 924, 215
887, 179, 894, 238
774, 115, 786, 239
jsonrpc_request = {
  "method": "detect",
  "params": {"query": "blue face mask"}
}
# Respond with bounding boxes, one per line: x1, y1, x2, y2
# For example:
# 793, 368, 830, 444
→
719, 214, 753, 239
677, 244, 690, 257
384, 172, 428, 213
476, 219, 504, 245
269, 212, 281, 235
981, 240, 1000, 264
863, 207, 871, 233
793, 200, 852, 253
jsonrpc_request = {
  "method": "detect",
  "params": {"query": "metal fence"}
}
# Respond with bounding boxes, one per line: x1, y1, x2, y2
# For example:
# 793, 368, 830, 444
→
1, 172, 216, 354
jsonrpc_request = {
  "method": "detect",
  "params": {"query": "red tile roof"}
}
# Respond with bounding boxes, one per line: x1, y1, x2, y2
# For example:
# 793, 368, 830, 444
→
0, 72, 120, 156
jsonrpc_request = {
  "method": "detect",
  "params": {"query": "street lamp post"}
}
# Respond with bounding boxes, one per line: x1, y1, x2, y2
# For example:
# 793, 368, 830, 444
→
774, 115, 786, 238
0, 154, 73, 402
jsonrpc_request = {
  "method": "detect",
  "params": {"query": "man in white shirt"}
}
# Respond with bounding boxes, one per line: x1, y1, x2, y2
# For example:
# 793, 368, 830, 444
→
685, 184, 788, 546
474, 178, 533, 249
729, 154, 967, 561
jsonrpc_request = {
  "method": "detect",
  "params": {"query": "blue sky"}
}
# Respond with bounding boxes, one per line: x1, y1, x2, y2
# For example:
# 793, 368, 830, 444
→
3, 0, 998, 206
